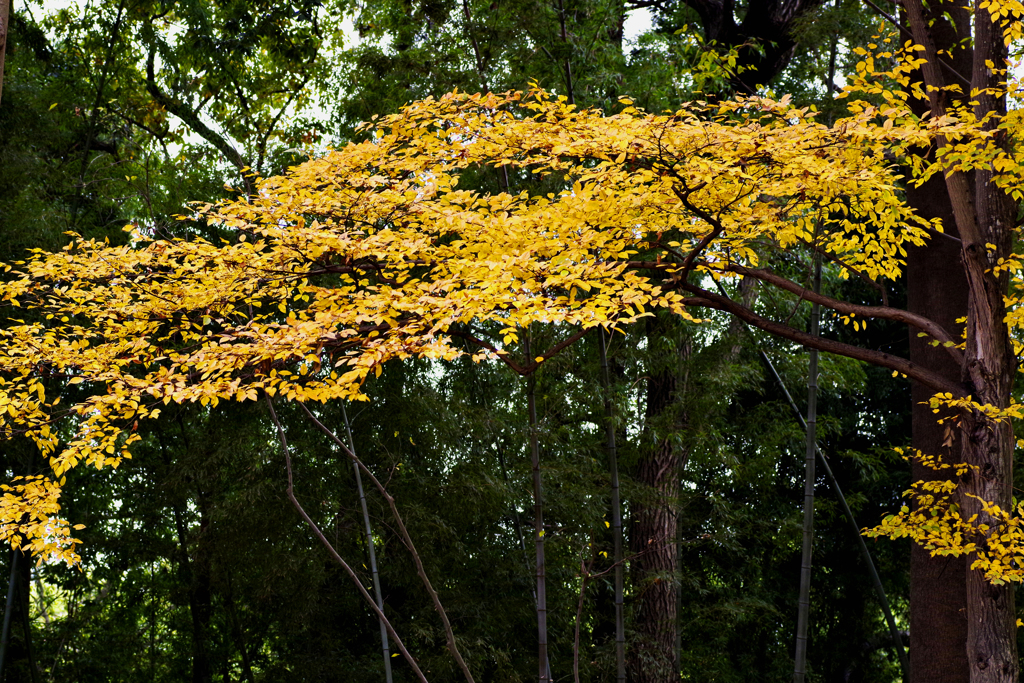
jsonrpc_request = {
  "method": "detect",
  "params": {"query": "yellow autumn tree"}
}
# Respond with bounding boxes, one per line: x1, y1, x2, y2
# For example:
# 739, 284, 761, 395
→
0, 5, 1023, 679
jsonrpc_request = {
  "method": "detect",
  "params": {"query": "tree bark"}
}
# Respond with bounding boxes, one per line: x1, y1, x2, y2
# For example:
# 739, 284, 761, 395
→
628, 316, 689, 683
959, 8, 1018, 675
906, 176, 970, 683
900, 0, 1020, 680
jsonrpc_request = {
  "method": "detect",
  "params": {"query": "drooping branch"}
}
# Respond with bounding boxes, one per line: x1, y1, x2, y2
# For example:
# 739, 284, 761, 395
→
297, 403, 477, 683
262, 394, 428, 683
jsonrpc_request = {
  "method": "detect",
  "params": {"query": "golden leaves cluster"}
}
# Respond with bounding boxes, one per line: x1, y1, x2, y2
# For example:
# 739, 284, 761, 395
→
865, 449, 1024, 585
0, 65, 1020, 562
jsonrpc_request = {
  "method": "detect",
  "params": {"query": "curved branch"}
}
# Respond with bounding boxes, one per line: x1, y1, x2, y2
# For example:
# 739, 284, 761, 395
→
676, 283, 965, 396
721, 264, 965, 366
627, 260, 965, 367
146, 48, 253, 194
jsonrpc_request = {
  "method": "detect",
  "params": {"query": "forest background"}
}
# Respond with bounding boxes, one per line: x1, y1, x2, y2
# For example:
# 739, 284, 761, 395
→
0, 0, 1006, 681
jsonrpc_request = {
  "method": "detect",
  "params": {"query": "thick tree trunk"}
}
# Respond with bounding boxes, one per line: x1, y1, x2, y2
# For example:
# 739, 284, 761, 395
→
898, 1, 1019, 679
958, 9, 1019, 670
629, 437, 685, 683
906, 175, 970, 683
628, 317, 688, 683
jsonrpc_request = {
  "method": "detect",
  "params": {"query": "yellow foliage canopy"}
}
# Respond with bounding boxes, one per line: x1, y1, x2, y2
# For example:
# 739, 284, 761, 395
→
0, 36, 1022, 564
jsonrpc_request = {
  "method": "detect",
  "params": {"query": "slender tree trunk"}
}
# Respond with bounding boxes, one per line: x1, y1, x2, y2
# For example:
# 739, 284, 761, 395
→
0, 0, 8, 106
793, 257, 821, 682
188, 494, 213, 683
224, 577, 255, 683
599, 329, 625, 683
0, 550, 15, 680
18, 559, 38, 683
342, 402, 393, 683
527, 336, 549, 683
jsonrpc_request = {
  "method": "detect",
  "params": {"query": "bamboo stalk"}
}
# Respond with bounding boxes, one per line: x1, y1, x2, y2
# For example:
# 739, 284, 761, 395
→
793, 256, 821, 683
342, 402, 394, 683
526, 333, 550, 683
598, 328, 625, 682
263, 395, 429, 683
713, 279, 909, 680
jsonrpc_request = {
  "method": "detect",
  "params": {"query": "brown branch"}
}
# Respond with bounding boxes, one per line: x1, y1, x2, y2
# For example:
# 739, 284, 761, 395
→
798, 237, 889, 307
675, 284, 965, 395
721, 264, 964, 366
627, 260, 965, 367
297, 403, 477, 683
262, 394, 428, 683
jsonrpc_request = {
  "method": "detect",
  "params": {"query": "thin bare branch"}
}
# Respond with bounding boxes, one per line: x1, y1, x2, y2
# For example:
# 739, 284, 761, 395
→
297, 402, 477, 683
262, 394, 427, 683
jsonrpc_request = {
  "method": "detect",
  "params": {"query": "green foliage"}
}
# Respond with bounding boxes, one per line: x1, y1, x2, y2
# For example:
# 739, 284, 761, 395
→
2, 1, 923, 681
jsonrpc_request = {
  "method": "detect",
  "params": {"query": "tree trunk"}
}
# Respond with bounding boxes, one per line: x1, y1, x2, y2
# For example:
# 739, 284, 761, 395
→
899, 1, 990, 679
171, 492, 212, 683
0, 0, 8, 106
901, 0, 1019, 679
190, 494, 213, 683
628, 316, 688, 683
628, 440, 684, 683
906, 174, 970, 683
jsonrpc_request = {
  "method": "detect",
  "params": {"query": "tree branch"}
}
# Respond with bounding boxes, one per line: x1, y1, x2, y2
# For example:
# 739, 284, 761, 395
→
721, 263, 965, 366
146, 48, 253, 194
626, 260, 965, 367
675, 283, 965, 395
262, 394, 427, 683
297, 402, 477, 683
